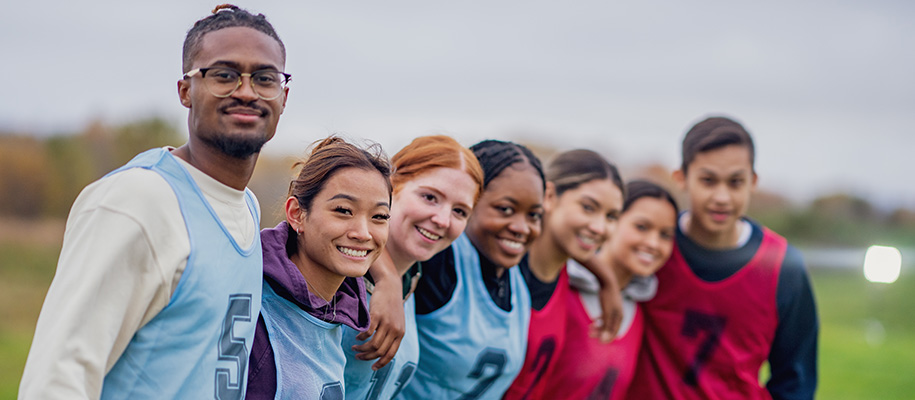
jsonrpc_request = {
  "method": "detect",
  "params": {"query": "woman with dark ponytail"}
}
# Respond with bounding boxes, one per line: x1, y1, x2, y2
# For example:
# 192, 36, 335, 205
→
550, 180, 678, 399
503, 149, 625, 399
246, 137, 393, 399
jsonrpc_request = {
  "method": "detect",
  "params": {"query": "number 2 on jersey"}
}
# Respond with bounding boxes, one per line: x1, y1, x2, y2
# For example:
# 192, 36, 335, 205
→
459, 348, 508, 400
680, 309, 727, 386
364, 360, 417, 400
519, 337, 556, 400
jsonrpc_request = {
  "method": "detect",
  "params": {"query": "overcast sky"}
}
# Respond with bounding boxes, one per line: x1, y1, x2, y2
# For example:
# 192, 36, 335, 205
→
2, 1, 913, 209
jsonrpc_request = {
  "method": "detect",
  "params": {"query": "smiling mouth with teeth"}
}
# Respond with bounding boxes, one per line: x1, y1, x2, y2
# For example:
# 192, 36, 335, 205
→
337, 246, 369, 258
417, 226, 442, 241
499, 238, 524, 250
635, 250, 657, 264
578, 235, 597, 246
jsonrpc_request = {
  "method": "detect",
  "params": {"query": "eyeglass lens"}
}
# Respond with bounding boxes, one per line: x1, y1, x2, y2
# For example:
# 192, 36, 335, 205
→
202, 68, 286, 100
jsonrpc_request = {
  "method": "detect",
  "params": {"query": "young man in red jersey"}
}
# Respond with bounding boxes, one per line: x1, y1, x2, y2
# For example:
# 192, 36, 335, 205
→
627, 116, 818, 400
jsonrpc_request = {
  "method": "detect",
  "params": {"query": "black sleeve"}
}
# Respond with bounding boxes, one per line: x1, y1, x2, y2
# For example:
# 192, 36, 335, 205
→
414, 246, 457, 315
767, 244, 819, 400
519, 256, 559, 311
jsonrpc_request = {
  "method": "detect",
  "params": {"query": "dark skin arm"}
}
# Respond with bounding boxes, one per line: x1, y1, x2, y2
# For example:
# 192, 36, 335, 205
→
353, 252, 405, 370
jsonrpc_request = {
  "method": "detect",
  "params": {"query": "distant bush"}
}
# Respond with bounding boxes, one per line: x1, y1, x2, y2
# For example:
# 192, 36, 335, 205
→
1, 117, 183, 218
0, 136, 52, 217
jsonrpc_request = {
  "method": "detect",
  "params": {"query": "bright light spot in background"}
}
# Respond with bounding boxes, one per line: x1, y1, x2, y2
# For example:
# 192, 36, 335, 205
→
863, 245, 902, 284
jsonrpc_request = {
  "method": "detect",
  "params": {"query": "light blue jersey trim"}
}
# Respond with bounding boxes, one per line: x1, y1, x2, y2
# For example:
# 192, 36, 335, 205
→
343, 294, 419, 399
101, 148, 262, 400
403, 233, 530, 399
262, 280, 346, 399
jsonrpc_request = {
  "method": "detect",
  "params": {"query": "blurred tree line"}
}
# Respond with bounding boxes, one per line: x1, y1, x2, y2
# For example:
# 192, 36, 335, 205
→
2, 118, 914, 247
625, 163, 915, 249
1, 118, 183, 219
0, 117, 299, 227
528, 143, 915, 249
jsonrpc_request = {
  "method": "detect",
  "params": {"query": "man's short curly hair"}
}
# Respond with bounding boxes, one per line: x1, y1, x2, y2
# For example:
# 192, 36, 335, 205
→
182, 4, 286, 73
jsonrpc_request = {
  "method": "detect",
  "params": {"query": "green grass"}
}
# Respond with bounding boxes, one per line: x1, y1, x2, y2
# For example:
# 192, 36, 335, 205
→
1, 240, 914, 398
0, 242, 57, 399
811, 269, 915, 399
0, 330, 32, 399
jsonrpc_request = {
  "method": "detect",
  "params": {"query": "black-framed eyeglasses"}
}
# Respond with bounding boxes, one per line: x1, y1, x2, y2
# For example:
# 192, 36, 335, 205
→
183, 67, 291, 101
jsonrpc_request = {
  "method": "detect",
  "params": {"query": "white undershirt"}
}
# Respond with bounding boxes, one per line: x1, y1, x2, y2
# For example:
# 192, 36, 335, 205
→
565, 260, 656, 337
678, 211, 752, 248
19, 148, 259, 399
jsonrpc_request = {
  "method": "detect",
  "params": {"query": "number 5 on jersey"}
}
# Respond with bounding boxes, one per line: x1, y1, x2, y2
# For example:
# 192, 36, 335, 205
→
215, 294, 252, 400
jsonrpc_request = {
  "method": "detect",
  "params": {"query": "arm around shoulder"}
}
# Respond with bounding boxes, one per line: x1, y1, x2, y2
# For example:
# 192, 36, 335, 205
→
353, 254, 405, 369
575, 250, 624, 342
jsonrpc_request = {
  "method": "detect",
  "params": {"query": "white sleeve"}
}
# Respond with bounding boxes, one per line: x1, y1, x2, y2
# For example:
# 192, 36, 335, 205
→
565, 259, 601, 293
18, 169, 187, 400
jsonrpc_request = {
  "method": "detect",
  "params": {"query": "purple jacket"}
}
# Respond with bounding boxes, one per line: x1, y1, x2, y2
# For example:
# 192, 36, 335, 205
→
246, 221, 370, 399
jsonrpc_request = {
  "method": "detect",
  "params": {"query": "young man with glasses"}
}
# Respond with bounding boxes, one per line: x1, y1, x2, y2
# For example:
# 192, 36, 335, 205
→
19, 5, 289, 399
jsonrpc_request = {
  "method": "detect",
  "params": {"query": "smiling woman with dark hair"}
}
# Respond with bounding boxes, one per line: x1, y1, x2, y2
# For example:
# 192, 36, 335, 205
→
246, 136, 393, 399
504, 149, 624, 399
548, 180, 678, 400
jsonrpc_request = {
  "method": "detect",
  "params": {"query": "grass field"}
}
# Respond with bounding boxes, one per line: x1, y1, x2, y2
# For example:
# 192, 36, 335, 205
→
1, 220, 913, 398
813, 268, 915, 399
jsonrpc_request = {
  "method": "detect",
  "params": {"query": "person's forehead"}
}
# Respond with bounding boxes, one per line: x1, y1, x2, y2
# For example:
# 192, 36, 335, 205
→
689, 145, 752, 173
322, 168, 391, 205
491, 166, 543, 193
627, 197, 674, 217
194, 26, 285, 69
